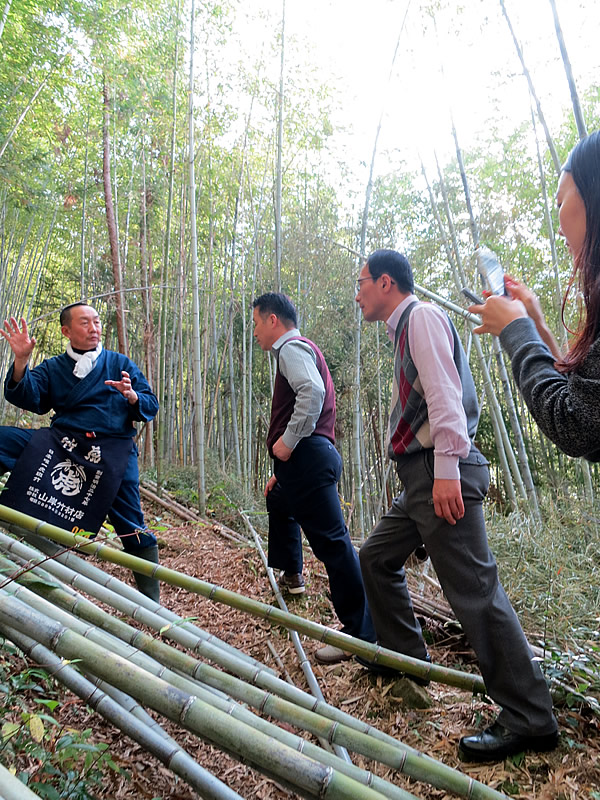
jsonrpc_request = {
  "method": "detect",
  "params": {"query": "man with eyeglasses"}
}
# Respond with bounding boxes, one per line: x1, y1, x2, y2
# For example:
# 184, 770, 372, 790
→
354, 249, 557, 762
252, 292, 375, 663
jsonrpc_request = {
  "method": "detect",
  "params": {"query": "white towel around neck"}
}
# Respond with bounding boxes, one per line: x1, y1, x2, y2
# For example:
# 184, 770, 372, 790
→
66, 343, 103, 378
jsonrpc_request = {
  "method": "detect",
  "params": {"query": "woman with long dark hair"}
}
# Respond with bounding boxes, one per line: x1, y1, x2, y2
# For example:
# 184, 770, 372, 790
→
472, 130, 600, 460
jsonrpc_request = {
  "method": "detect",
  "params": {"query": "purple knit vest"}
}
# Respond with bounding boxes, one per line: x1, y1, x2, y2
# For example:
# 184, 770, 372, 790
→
266, 336, 336, 457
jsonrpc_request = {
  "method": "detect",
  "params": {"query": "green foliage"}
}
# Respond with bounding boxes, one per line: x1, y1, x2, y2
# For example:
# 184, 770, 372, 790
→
485, 497, 600, 709
0, 644, 123, 798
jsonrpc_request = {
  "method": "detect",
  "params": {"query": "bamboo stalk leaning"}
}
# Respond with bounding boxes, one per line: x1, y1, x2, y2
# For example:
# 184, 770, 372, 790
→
0, 505, 486, 693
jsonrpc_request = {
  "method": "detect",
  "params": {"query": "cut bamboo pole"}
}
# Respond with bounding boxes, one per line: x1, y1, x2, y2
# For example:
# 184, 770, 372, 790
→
0, 592, 392, 800
0, 527, 269, 674
0, 760, 43, 800
0, 535, 515, 800
0, 623, 244, 800
0, 580, 506, 800
0, 506, 485, 692
6, 625, 417, 800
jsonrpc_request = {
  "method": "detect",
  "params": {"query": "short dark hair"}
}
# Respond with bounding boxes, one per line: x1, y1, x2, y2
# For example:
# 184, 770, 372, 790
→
60, 302, 90, 327
252, 292, 297, 327
366, 249, 414, 293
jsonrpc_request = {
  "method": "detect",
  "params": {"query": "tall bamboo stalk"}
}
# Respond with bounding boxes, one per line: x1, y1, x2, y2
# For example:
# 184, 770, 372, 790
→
0, 0, 12, 41
187, 0, 206, 512
102, 77, 128, 355
451, 121, 539, 516
548, 0, 587, 139
0, 56, 65, 163
274, 0, 285, 291
499, 0, 561, 175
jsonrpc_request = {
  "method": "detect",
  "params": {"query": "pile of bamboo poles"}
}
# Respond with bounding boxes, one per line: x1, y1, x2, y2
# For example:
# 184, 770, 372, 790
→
0, 503, 508, 800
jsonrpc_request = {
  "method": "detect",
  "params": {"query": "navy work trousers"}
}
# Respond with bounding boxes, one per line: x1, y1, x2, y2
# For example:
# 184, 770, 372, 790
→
267, 435, 375, 642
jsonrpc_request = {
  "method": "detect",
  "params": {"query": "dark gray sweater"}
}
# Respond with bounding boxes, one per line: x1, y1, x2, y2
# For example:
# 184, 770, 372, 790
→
500, 317, 600, 461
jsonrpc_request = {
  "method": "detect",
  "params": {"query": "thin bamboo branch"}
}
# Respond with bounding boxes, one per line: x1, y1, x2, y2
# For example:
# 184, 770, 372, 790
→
238, 508, 351, 764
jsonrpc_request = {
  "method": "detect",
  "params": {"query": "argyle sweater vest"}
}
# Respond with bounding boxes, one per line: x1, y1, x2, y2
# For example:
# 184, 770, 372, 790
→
266, 336, 336, 457
387, 301, 479, 461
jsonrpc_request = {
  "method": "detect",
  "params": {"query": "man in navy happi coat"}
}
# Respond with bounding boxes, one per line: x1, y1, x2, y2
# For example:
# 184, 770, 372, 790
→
0, 302, 161, 601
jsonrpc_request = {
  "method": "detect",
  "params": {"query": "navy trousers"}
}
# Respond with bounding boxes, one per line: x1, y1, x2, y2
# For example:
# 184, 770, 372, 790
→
359, 447, 556, 736
0, 426, 156, 553
267, 435, 375, 642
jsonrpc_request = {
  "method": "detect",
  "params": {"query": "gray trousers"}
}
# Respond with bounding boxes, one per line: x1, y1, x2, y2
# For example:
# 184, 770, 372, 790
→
359, 447, 556, 736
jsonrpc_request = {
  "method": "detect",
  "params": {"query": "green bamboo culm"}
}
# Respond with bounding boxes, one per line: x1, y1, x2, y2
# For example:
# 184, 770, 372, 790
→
0, 535, 508, 800
0, 591, 391, 800
1, 556, 499, 800
0, 504, 485, 692
0, 623, 245, 800
0, 611, 416, 800
0, 526, 271, 675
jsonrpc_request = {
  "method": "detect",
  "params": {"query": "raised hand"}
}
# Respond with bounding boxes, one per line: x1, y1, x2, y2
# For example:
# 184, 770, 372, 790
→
1, 317, 36, 382
105, 370, 138, 404
1, 317, 36, 360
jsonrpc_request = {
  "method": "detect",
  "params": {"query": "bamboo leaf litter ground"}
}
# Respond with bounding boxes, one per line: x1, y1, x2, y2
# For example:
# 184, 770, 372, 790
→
0, 499, 599, 798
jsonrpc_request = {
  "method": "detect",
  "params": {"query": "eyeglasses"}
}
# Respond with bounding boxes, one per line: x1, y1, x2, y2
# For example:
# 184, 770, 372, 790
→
355, 276, 375, 293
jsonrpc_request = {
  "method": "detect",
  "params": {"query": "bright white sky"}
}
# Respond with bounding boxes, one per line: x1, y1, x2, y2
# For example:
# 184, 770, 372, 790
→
228, 0, 600, 190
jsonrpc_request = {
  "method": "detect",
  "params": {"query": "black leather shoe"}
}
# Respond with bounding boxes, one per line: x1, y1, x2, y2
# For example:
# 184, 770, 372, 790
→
459, 721, 559, 762
355, 654, 431, 686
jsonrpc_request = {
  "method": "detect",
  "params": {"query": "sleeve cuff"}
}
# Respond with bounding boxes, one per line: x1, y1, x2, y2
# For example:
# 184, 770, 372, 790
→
282, 430, 301, 451
434, 454, 460, 480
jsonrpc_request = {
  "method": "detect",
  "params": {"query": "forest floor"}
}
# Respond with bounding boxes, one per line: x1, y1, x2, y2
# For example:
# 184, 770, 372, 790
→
4, 497, 600, 800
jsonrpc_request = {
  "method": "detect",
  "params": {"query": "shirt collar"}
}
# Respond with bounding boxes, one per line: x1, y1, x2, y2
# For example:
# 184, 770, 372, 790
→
272, 327, 301, 352
385, 295, 418, 343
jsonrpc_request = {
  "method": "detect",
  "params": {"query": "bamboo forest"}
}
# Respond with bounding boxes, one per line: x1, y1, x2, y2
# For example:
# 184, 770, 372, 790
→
1, 0, 600, 797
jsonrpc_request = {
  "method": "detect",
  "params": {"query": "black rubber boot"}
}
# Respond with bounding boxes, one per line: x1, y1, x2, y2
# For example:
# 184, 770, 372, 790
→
131, 544, 160, 603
